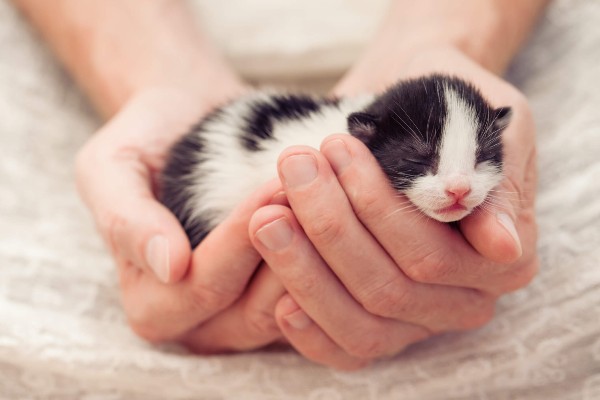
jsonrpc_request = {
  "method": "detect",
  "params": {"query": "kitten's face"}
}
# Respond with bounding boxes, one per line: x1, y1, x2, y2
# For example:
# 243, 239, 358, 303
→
348, 75, 511, 222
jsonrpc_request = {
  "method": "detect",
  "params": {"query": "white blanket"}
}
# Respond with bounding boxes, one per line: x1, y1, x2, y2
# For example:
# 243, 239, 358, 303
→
1, 0, 599, 398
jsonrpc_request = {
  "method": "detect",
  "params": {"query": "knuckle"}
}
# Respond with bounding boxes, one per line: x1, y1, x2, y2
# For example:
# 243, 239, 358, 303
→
361, 277, 414, 318
341, 326, 388, 360
243, 305, 280, 337
403, 247, 455, 284
499, 257, 540, 293
346, 336, 386, 360
292, 271, 320, 299
303, 214, 346, 246
187, 282, 237, 315
353, 189, 384, 221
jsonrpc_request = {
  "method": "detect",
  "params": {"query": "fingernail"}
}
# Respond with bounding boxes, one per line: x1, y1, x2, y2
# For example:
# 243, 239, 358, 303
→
497, 213, 522, 257
281, 155, 318, 188
280, 296, 311, 330
145, 235, 170, 283
255, 217, 294, 251
323, 139, 352, 174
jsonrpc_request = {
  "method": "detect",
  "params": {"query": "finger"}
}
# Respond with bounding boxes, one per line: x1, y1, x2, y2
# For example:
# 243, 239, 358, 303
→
250, 205, 431, 360
274, 146, 496, 330
182, 263, 286, 353
275, 295, 369, 370
460, 180, 522, 264
318, 134, 512, 291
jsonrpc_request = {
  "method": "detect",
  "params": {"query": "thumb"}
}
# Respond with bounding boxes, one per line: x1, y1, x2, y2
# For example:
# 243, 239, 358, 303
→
76, 146, 191, 284
460, 179, 523, 264
461, 90, 537, 265
107, 197, 192, 284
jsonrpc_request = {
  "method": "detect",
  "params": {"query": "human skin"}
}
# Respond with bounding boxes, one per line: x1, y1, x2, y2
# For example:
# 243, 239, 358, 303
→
248, 48, 539, 369
13, 0, 547, 368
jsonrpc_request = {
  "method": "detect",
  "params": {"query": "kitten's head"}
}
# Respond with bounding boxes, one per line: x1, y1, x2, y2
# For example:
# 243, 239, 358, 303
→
348, 75, 511, 222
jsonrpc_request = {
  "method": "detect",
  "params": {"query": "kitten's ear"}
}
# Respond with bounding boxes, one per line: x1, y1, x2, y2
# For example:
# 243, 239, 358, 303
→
493, 107, 512, 131
347, 112, 378, 142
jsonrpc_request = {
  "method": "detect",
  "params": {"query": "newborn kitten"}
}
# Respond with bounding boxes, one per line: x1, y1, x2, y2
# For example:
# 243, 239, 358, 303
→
160, 74, 512, 247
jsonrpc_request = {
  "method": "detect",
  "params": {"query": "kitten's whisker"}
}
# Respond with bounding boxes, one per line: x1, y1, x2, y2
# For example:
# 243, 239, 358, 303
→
384, 204, 419, 219
480, 198, 526, 212
390, 111, 421, 144
486, 194, 524, 202
483, 112, 501, 136
425, 107, 433, 147
409, 209, 428, 225
489, 188, 535, 195
476, 205, 496, 218
395, 101, 421, 135
488, 192, 523, 199
488, 198, 527, 205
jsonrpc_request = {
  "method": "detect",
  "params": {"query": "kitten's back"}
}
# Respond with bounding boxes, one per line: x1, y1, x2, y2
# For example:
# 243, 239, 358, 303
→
160, 91, 371, 246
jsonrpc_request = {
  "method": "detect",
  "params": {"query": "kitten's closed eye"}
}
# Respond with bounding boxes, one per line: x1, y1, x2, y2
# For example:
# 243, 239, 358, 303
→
403, 158, 431, 167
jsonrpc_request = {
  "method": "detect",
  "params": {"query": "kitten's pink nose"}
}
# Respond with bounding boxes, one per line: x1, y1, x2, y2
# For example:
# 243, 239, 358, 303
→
445, 177, 471, 201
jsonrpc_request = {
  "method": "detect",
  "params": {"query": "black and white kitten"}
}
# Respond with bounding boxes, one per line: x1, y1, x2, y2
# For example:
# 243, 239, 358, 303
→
160, 74, 512, 247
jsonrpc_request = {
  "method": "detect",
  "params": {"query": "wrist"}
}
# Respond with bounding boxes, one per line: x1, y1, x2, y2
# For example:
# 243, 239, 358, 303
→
16, 0, 248, 119
334, 0, 547, 96
89, 32, 248, 119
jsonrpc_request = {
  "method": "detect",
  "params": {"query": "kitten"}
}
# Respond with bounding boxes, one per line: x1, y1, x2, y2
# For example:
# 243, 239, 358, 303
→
160, 74, 511, 247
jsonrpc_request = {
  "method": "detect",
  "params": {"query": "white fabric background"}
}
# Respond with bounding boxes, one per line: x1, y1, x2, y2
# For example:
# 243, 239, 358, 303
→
1, 0, 599, 399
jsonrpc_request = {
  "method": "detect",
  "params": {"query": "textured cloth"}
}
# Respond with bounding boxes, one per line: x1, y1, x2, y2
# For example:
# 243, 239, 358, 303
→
1, 0, 599, 399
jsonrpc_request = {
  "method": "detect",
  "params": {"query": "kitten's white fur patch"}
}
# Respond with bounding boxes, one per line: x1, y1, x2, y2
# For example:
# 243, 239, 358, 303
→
438, 86, 478, 176
405, 85, 502, 221
185, 93, 373, 228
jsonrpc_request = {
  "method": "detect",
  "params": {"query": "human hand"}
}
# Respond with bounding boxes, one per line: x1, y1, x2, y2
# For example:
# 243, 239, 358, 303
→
248, 47, 538, 370
338, 46, 538, 265
75, 88, 290, 350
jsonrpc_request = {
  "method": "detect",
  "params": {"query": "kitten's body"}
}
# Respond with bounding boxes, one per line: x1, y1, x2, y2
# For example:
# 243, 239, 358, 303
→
161, 75, 511, 247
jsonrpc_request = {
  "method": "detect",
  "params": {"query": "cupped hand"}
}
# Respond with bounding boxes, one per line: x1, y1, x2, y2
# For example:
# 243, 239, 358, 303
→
248, 47, 538, 370
75, 88, 288, 350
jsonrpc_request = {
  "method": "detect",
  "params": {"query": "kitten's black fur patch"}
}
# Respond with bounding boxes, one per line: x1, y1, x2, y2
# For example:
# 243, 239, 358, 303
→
160, 111, 218, 248
348, 74, 506, 191
241, 95, 339, 151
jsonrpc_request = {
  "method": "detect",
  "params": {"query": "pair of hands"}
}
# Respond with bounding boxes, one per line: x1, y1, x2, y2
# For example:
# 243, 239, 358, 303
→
75, 47, 538, 370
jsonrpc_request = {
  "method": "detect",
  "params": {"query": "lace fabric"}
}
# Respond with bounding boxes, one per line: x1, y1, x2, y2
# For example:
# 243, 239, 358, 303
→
0, 0, 599, 398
